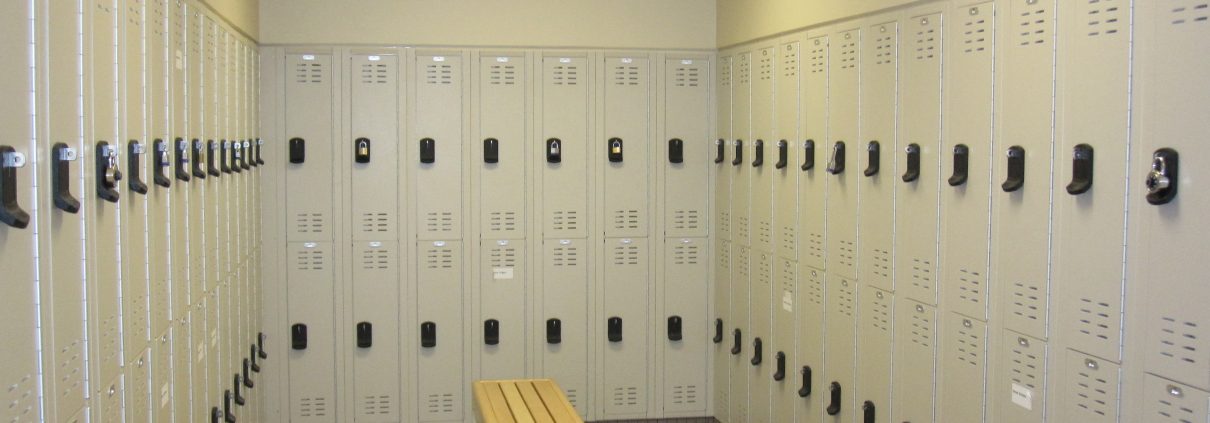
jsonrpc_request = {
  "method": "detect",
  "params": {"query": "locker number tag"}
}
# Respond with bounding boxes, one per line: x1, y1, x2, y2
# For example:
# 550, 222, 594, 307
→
782, 290, 793, 312
1011, 383, 1033, 410
493, 268, 515, 280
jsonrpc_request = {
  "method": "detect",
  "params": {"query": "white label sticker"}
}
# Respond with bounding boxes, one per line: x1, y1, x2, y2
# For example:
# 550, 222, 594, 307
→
1011, 383, 1033, 410
493, 268, 514, 280
782, 290, 794, 312
161, 383, 171, 407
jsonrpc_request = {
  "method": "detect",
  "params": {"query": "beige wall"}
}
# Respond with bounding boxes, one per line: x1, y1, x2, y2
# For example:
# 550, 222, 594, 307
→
716, 0, 922, 47
201, 0, 260, 40
257, 0, 715, 50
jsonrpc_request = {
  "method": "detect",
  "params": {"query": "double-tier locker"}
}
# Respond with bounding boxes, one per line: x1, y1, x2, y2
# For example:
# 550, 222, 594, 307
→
599, 237, 650, 418
203, 18, 224, 407
745, 45, 775, 423
144, 1, 176, 420
712, 54, 733, 423
187, 6, 212, 420
770, 38, 801, 423
539, 238, 591, 415
726, 50, 752, 423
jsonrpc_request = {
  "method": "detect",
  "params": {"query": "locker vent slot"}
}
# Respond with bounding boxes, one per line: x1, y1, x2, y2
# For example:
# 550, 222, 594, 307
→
489, 211, 519, 232
127, 2, 143, 27
424, 246, 455, 269
671, 384, 700, 405
102, 315, 121, 366
1076, 297, 1113, 342
735, 250, 751, 280
962, 10, 991, 54
781, 45, 798, 76
424, 211, 455, 233
362, 395, 393, 415
295, 248, 327, 271
779, 224, 796, 252
425, 64, 453, 85
359, 63, 388, 84
719, 58, 732, 87
954, 321, 981, 367
673, 244, 701, 265
1169, 2, 1209, 25
612, 244, 641, 266
551, 210, 580, 231
612, 65, 641, 86
808, 39, 828, 74
1084, 0, 1125, 35
804, 272, 824, 307
298, 397, 329, 417
566, 389, 579, 408
294, 212, 328, 233
871, 249, 890, 279
550, 65, 580, 86
359, 246, 391, 270
914, 26, 938, 61
839, 36, 858, 70
716, 210, 730, 235
757, 220, 771, 246
612, 386, 639, 406
294, 61, 326, 84
151, 1, 164, 36
1150, 384, 1202, 422
490, 246, 518, 268
1073, 365, 1113, 416
737, 55, 750, 85
717, 247, 730, 272
612, 209, 640, 230
173, 8, 185, 48
425, 393, 456, 415
552, 245, 580, 267
5, 373, 36, 419
1015, 5, 1050, 46
1156, 316, 1204, 367
874, 32, 895, 65
837, 282, 855, 318
837, 239, 856, 270
756, 255, 772, 289
807, 232, 825, 261
58, 339, 84, 399
909, 309, 933, 348
735, 216, 749, 241
673, 209, 701, 231
674, 66, 701, 87
909, 258, 934, 295
360, 212, 391, 233
758, 52, 773, 81
869, 293, 891, 332
957, 268, 984, 308
1007, 337, 1044, 390
489, 64, 517, 85
1009, 281, 1044, 322
779, 260, 795, 297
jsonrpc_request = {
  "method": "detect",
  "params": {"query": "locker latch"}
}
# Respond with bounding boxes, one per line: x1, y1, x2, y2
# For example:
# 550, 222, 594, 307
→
607, 317, 623, 342
356, 321, 373, 348
242, 359, 254, 388
546, 318, 562, 344
712, 318, 723, 343
51, 143, 80, 213
750, 337, 762, 366
546, 138, 562, 163
290, 323, 307, 350
948, 144, 969, 186
731, 329, 742, 355
223, 390, 237, 422
668, 138, 684, 164
255, 139, 265, 166
220, 140, 231, 174
484, 319, 500, 345
801, 140, 816, 171
902, 143, 921, 183
714, 139, 725, 164
1145, 148, 1179, 205
773, 351, 786, 381
96, 141, 122, 203
241, 141, 252, 170
249, 346, 260, 372
731, 140, 743, 166
127, 140, 149, 195
775, 140, 788, 169
288, 137, 305, 164
863, 140, 880, 177
192, 140, 207, 179
153, 139, 171, 188
826, 141, 845, 175
421, 321, 437, 348
1001, 146, 1025, 192
607, 137, 624, 163
751, 140, 764, 167
1066, 144, 1094, 195
483, 138, 499, 164
258, 332, 269, 359
0, 146, 30, 228
798, 366, 813, 397
231, 141, 243, 173
826, 382, 842, 415
232, 375, 245, 405
862, 400, 875, 423
354, 137, 372, 164
207, 140, 221, 177
211, 407, 223, 423
174, 138, 191, 182
419, 138, 436, 164
667, 316, 683, 341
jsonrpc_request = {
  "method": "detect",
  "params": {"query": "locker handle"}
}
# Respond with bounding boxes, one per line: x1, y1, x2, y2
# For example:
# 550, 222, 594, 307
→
127, 140, 148, 194
153, 139, 171, 188
0, 146, 30, 228
607, 137, 624, 163
826, 141, 845, 175
546, 138, 562, 164
902, 143, 921, 183
667, 315, 683, 341
242, 359, 254, 388
220, 140, 231, 174
231, 141, 243, 173
712, 318, 723, 343
775, 140, 788, 169
207, 140, 220, 177
192, 140, 207, 179
798, 366, 813, 397
255, 139, 265, 166
863, 140, 880, 177
948, 144, 969, 187
1145, 148, 1179, 205
773, 351, 786, 381
484, 319, 500, 346
249, 346, 260, 372
223, 390, 237, 422
608, 317, 623, 342
483, 138, 499, 164
1066, 143, 1094, 195
801, 139, 816, 171
668, 138, 684, 164
730, 329, 742, 355
240, 141, 251, 170
232, 376, 245, 405
750, 337, 762, 366
421, 321, 437, 348
258, 332, 269, 359
290, 323, 307, 350
51, 143, 80, 213
546, 318, 562, 344
826, 382, 842, 415
288, 137, 305, 164
1001, 146, 1025, 192
732, 140, 743, 166
420, 138, 436, 164
752, 140, 764, 167
211, 407, 223, 423
96, 141, 122, 203
356, 321, 373, 348
862, 400, 875, 423
714, 139, 725, 164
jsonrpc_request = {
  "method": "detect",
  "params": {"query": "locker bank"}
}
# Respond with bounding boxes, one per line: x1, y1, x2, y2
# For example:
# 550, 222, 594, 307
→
1, 0, 1205, 422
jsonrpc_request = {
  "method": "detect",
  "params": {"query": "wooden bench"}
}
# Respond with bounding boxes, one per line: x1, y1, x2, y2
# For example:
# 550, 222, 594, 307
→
472, 379, 584, 423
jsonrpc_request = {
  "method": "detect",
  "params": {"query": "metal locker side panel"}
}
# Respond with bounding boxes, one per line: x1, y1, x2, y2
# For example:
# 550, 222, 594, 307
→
749, 46, 775, 252
822, 277, 857, 422
416, 240, 465, 422
713, 240, 732, 421
855, 287, 892, 423
285, 52, 335, 242
664, 238, 709, 415
352, 241, 402, 421
890, 299, 936, 423
771, 258, 797, 423
1057, 350, 1121, 422
730, 51, 752, 247
747, 250, 774, 423
940, 1, 995, 322
479, 239, 527, 379
797, 34, 828, 270
126, 348, 152, 423
728, 245, 750, 423
413, 53, 465, 241
477, 54, 527, 239
152, 331, 172, 422
540, 55, 590, 239
715, 55, 732, 242
121, 0, 152, 368
772, 41, 800, 260
602, 55, 651, 239
173, 318, 193, 423
146, 0, 173, 341
664, 57, 710, 239
540, 238, 590, 416
601, 238, 650, 417
287, 241, 337, 422
994, 330, 1047, 423
937, 313, 988, 422
1142, 375, 1210, 423
795, 265, 825, 423
825, 28, 860, 280
351, 53, 400, 241
857, 19, 897, 293
991, 0, 1056, 340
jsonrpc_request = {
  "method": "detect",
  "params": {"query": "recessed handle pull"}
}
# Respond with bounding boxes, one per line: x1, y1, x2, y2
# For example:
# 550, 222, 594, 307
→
713, 318, 723, 343
1066, 143, 1094, 195
863, 141, 880, 177
827, 382, 842, 415
948, 144, 969, 186
249, 346, 260, 372
420, 138, 436, 164
546, 138, 562, 163
752, 140, 764, 167
902, 143, 921, 183
223, 390, 237, 422
546, 318, 562, 344
288, 137, 305, 164
127, 140, 148, 194
484, 319, 500, 346
1145, 148, 1179, 205
174, 138, 191, 182
862, 400, 875, 423
714, 139, 725, 163
233, 375, 245, 405
258, 332, 268, 359
669, 138, 684, 164
220, 140, 231, 174
667, 316, 683, 341
608, 317, 623, 342
608, 137, 624, 163
827, 141, 845, 175
732, 140, 743, 166
291, 324, 307, 350
801, 140, 816, 171
773, 351, 786, 381
356, 321, 372, 348
775, 140, 788, 169
242, 359, 254, 388
0, 146, 30, 228
211, 407, 223, 423
483, 138, 499, 164
153, 139, 171, 188
207, 140, 220, 177
255, 139, 265, 165
798, 366, 813, 397
1001, 146, 1025, 192
192, 140, 207, 179
750, 337, 762, 366
731, 329, 742, 355
421, 321, 437, 348
96, 141, 122, 203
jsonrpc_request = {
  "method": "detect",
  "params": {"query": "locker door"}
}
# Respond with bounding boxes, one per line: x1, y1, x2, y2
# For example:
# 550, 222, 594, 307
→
822, 277, 856, 422
147, 0, 173, 351
664, 238, 708, 415
152, 331, 173, 421
479, 240, 526, 379
600, 238, 650, 417
664, 57, 709, 239
938, 313, 988, 422
772, 41, 799, 260
713, 55, 733, 423
1142, 375, 1210, 423
890, 300, 936, 423
191, 302, 210, 420
727, 245, 750, 423
285, 52, 335, 242
187, 6, 206, 308
204, 20, 221, 302
350, 53, 400, 241
416, 241, 464, 422
858, 20, 897, 292
477, 54, 526, 239
714, 55, 732, 242
749, 47, 774, 252
1057, 350, 1120, 422
287, 242, 337, 422
794, 265, 825, 423
602, 55, 650, 239
825, 28, 860, 280
797, 34, 828, 271
540, 239, 589, 415
540, 55, 589, 239
712, 240, 732, 421
352, 241, 402, 421
855, 287, 892, 423
991, 0, 1056, 340
730, 51, 751, 247
173, 316, 193, 423
127, 348, 152, 422
995, 331, 1047, 422
747, 250, 773, 423
771, 258, 797, 422
940, 1, 995, 322
413, 52, 464, 241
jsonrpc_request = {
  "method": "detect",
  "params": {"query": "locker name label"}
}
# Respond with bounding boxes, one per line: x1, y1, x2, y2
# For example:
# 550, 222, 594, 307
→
1011, 383, 1033, 410
493, 267, 515, 280
782, 290, 793, 312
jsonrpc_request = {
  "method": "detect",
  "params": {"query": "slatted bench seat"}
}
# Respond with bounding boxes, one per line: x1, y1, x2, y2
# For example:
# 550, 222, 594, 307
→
473, 379, 584, 423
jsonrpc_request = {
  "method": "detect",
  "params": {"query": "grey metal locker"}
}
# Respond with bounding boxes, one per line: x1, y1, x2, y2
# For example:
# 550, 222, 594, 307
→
940, 1, 995, 322
477, 53, 527, 239
713, 240, 732, 421
352, 241, 402, 421
715, 55, 732, 242
727, 245, 751, 423
602, 55, 651, 239
938, 312, 988, 422
287, 241, 337, 422
540, 54, 590, 239
204, 20, 221, 301
663, 57, 710, 239
991, 0, 1056, 340
729, 51, 752, 247
285, 52, 335, 243
1142, 375, 1209, 423
824, 28, 860, 280
794, 265, 825, 423
600, 237, 650, 417
857, 19, 897, 293
713, 56, 733, 422
539, 238, 590, 416
822, 276, 856, 422
664, 238, 709, 415
187, 5, 206, 308
749, 46, 775, 252
995, 330, 1047, 422
855, 286, 892, 423
797, 34, 828, 271
772, 41, 799, 260
479, 239, 527, 379
771, 257, 796, 423
1057, 349, 1120, 422
146, 0, 173, 346
747, 250, 773, 423
416, 240, 465, 422
413, 52, 465, 241
890, 299, 936, 423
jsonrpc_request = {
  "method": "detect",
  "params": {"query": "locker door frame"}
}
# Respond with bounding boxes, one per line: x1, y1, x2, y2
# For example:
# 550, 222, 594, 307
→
535, 50, 595, 241
857, 15, 899, 294
597, 51, 654, 240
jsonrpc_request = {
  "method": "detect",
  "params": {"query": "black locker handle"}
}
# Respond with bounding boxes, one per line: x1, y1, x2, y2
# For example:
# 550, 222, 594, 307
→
863, 141, 880, 177
801, 140, 816, 171
732, 140, 744, 166
127, 141, 148, 194
223, 390, 237, 422
902, 143, 921, 183
421, 321, 437, 348
667, 316, 683, 341
240, 141, 251, 170
96, 141, 122, 203
546, 138, 562, 163
290, 323, 307, 350
948, 144, 969, 187
255, 139, 265, 165
608, 317, 623, 342
731, 329, 742, 355
827, 141, 846, 175
51, 143, 80, 213
752, 140, 764, 167
750, 337, 762, 366
249, 346, 260, 372
356, 321, 372, 348
773, 351, 786, 381
1066, 143, 1094, 195
668, 138, 684, 164
1002, 146, 1025, 192
483, 138, 499, 164
207, 140, 220, 177
233, 375, 245, 405
0, 146, 30, 228
153, 139, 171, 188
242, 359, 254, 388
192, 140, 206, 179
775, 140, 788, 169
713, 318, 723, 343
258, 332, 268, 359
798, 366, 813, 397
288, 137, 305, 164
714, 139, 725, 164
607, 137, 624, 163
862, 400, 875, 423
231, 141, 243, 173
827, 382, 842, 415
420, 138, 436, 164
484, 319, 500, 346
546, 318, 562, 344
220, 140, 231, 174
1145, 148, 1179, 205
211, 407, 223, 423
